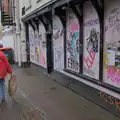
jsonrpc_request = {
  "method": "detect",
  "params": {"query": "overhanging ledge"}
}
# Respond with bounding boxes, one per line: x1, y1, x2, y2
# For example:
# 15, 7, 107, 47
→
22, 0, 73, 22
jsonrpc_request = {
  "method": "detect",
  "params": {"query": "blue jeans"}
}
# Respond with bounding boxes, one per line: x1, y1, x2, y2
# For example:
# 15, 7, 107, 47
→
0, 79, 5, 100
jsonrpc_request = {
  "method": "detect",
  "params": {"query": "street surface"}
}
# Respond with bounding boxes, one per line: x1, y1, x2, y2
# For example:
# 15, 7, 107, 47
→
0, 65, 120, 120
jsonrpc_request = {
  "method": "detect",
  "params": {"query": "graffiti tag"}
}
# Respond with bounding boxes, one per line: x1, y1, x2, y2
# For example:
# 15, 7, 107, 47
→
68, 58, 79, 71
100, 92, 120, 113
105, 8, 120, 32
84, 19, 99, 27
107, 67, 120, 84
84, 49, 96, 69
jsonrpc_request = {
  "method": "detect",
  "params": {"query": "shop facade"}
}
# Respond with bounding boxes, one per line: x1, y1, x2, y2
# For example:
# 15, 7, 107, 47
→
21, 0, 120, 116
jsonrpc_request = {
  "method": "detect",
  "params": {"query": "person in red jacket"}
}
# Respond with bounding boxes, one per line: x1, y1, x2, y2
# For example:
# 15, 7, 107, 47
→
0, 51, 12, 102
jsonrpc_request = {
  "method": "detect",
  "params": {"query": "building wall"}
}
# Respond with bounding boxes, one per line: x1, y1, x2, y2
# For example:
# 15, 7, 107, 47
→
28, 21, 47, 68
53, 15, 64, 72
21, 0, 120, 99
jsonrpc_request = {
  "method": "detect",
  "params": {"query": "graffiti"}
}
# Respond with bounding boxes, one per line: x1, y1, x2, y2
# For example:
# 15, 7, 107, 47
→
76, 39, 81, 54
107, 67, 120, 84
29, 25, 35, 63
84, 49, 96, 69
40, 52, 45, 66
53, 24, 58, 30
83, 66, 95, 77
70, 23, 79, 32
35, 47, 40, 64
55, 50, 62, 62
86, 28, 99, 53
53, 16, 64, 71
67, 32, 79, 59
66, 10, 80, 72
42, 41, 46, 48
68, 58, 79, 71
35, 30, 40, 64
84, 19, 99, 27
39, 34, 42, 41
99, 92, 120, 113
53, 29, 64, 41
53, 30, 60, 40
105, 8, 120, 32
38, 22, 47, 68
54, 48, 63, 71
106, 42, 117, 49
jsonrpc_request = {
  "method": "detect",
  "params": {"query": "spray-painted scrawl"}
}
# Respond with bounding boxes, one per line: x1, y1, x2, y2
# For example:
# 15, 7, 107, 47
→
29, 25, 35, 63
83, 1, 100, 79
38, 21, 47, 68
66, 8, 80, 73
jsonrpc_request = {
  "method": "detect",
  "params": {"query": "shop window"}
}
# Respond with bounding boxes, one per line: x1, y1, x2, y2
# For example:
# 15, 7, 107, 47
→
65, 8, 80, 73
103, 0, 120, 88
83, 1, 100, 79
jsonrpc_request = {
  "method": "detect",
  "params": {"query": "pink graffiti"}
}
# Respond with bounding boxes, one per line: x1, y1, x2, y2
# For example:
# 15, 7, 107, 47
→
70, 21, 79, 32
108, 67, 120, 84
40, 52, 45, 65
84, 49, 96, 70
71, 24, 79, 32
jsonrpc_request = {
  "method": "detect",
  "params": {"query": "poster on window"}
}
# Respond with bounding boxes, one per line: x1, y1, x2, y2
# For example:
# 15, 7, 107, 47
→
83, 1, 100, 79
66, 8, 80, 73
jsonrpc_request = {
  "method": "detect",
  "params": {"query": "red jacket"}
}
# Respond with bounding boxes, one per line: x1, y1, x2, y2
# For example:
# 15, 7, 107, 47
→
0, 51, 12, 79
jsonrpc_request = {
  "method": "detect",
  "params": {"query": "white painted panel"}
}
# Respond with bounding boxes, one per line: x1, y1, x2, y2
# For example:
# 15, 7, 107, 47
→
29, 25, 36, 63
104, 0, 120, 88
53, 15, 64, 72
83, 1, 100, 79
38, 21, 47, 68
66, 8, 80, 73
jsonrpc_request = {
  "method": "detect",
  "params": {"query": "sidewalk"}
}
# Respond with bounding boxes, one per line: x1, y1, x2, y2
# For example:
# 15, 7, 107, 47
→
0, 83, 45, 120
0, 88, 24, 120
13, 66, 120, 120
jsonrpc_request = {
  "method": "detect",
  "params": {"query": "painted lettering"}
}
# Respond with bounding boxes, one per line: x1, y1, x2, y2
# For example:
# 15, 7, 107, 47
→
68, 58, 79, 71
84, 19, 99, 27
107, 67, 120, 84
53, 30, 60, 40
105, 8, 120, 32
84, 49, 96, 69
100, 92, 120, 113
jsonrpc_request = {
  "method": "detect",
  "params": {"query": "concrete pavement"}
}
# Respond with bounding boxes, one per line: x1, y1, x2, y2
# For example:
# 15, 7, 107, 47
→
12, 66, 120, 120
0, 88, 24, 120
0, 85, 45, 120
